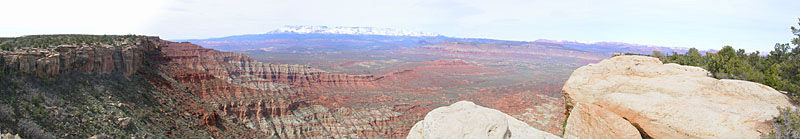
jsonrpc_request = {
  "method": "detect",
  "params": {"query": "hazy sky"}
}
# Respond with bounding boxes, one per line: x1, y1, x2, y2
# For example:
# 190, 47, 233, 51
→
2, 0, 799, 52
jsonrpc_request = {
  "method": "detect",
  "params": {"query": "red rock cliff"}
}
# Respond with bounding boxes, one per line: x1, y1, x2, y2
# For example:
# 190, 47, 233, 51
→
153, 41, 422, 138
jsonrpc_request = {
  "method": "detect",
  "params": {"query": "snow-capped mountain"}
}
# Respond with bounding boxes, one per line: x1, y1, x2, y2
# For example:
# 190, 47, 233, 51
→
268, 25, 440, 37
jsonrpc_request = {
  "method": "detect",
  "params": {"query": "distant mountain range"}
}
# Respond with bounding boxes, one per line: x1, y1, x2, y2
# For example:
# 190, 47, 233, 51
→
270, 25, 441, 37
534, 39, 716, 55
176, 25, 708, 55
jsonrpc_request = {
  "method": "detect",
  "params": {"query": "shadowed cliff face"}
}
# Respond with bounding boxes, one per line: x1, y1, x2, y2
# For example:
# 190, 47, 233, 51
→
0, 36, 222, 138
1, 41, 155, 78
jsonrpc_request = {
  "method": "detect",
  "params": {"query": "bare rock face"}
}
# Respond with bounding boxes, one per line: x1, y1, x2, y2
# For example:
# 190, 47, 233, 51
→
563, 103, 640, 139
88, 134, 111, 139
562, 55, 795, 138
116, 117, 132, 129
406, 101, 561, 139
1, 42, 155, 77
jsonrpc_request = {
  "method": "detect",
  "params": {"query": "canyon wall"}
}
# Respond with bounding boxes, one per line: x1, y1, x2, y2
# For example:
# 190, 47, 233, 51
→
1, 40, 157, 77
159, 42, 379, 93
155, 41, 425, 138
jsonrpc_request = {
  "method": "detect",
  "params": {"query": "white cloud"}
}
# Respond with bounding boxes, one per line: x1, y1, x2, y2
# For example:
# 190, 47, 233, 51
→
1, 0, 798, 52
0, 0, 170, 36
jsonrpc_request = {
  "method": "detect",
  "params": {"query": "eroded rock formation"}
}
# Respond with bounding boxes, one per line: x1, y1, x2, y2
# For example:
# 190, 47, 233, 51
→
563, 103, 640, 139
407, 101, 561, 139
1, 42, 155, 77
562, 55, 795, 138
155, 41, 427, 138
159, 42, 381, 93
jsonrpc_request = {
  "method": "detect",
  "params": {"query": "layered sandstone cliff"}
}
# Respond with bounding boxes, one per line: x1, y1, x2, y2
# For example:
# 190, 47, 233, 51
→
562, 55, 795, 138
159, 42, 379, 93
0, 39, 157, 77
155, 41, 424, 138
407, 101, 561, 139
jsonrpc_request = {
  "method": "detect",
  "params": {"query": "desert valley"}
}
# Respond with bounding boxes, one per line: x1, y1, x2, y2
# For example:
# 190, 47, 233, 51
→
0, 24, 798, 138
2, 1, 800, 138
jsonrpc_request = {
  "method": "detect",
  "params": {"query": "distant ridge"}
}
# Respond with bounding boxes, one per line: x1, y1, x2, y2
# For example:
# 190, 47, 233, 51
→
176, 27, 708, 55
268, 25, 441, 37
535, 39, 685, 50
535, 39, 714, 54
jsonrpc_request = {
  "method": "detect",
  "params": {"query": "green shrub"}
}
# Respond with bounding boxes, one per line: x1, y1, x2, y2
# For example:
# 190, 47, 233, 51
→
0, 104, 14, 122
648, 19, 800, 101
764, 108, 800, 138
17, 119, 56, 139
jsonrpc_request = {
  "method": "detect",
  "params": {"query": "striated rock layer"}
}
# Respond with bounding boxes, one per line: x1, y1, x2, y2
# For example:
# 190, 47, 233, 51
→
562, 55, 795, 138
407, 101, 561, 139
1, 40, 156, 77
159, 42, 381, 93
155, 41, 426, 138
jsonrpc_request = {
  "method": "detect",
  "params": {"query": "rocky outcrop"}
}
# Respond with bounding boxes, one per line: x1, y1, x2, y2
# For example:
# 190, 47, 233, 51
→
88, 134, 111, 139
562, 55, 795, 138
563, 103, 640, 139
406, 101, 561, 139
0, 40, 157, 77
0, 132, 21, 139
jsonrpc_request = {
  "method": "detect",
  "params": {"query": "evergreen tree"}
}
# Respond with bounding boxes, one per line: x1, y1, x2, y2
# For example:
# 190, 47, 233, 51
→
653, 50, 666, 60
649, 19, 800, 100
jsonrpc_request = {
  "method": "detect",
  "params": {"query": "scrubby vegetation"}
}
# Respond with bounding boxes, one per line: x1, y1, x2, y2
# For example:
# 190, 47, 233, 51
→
647, 19, 800, 101
0, 63, 212, 138
764, 108, 800, 138
0, 34, 146, 51
2, 72, 160, 138
641, 19, 800, 138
